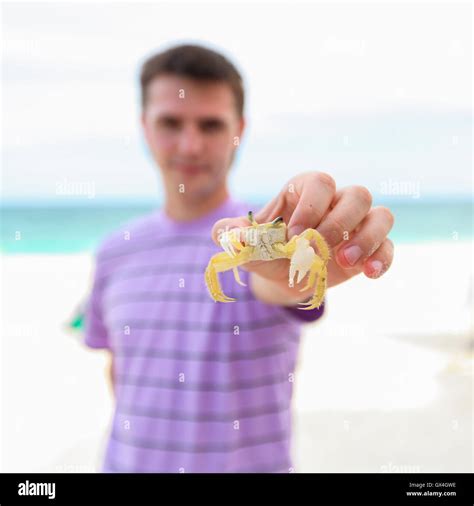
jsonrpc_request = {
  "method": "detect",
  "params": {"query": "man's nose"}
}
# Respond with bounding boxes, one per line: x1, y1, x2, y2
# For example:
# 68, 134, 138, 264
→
177, 125, 204, 156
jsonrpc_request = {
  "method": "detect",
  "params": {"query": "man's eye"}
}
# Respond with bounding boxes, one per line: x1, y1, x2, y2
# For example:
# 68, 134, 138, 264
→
158, 118, 180, 130
201, 121, 223, 133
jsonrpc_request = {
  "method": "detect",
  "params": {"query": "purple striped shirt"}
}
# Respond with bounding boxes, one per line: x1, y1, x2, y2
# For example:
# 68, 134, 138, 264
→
84, 197, 324, 473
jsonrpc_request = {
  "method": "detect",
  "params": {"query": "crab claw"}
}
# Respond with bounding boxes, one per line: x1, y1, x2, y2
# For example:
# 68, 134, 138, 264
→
289, 237, 316, 287
219, 230, 237, 257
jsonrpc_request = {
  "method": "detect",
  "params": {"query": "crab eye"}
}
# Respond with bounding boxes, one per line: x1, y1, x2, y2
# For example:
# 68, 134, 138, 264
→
272, 216, 284, 225
247, 211, 259, 225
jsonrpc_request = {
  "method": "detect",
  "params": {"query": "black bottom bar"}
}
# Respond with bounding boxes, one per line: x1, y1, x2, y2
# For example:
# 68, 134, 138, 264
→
1, 473, 472, 506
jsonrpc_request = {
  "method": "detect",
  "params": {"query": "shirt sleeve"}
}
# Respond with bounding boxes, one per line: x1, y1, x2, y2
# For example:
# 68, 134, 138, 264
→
83, 254, 111, 350
282, 298, 326, 323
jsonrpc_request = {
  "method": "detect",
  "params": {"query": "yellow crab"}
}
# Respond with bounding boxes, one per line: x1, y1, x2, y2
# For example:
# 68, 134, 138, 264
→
205, 211, 330, 310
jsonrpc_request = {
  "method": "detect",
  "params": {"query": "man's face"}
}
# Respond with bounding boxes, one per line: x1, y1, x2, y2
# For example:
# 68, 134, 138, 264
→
141, 74, 245, 202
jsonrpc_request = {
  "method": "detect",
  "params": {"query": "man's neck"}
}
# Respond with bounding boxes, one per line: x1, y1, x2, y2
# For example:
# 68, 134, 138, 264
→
163, 187, 230, 222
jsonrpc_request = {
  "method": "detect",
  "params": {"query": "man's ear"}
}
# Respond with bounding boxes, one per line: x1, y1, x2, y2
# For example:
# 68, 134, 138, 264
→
238, 116, 246, 138
140, 111, 150, 143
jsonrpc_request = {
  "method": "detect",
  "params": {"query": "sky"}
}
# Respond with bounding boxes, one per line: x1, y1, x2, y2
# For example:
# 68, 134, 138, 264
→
1, 1, 472, 203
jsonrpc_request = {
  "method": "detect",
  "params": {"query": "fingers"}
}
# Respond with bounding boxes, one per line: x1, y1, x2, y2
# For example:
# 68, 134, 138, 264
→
317, 185, 373, 248
216, 172, 337, 246
212, 171, 337, 245
287, 172, 336, 238
363, 238, 394, 278
335, 206, 395, 270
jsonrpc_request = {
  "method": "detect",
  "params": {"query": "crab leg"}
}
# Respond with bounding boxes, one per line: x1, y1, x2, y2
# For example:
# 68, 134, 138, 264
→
296, 229, 330, 310
219, 230, 248, 286
205, 248, 252, 303
298, 255, 325, 292
232, 266, 247, 287
299, 228, 331, 264
277, 228, 330, 310
219, 229, 246, 258
297, 258, 327, 310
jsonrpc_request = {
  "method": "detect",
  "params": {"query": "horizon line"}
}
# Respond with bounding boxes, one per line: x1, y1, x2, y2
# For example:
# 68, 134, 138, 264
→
1, 193, 472, 208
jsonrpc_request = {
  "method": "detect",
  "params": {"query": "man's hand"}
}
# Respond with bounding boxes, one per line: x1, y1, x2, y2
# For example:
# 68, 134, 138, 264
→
211, 172, 395, 306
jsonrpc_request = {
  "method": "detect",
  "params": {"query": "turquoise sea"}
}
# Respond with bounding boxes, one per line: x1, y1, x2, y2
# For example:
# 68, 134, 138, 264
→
0, 198, 472, 254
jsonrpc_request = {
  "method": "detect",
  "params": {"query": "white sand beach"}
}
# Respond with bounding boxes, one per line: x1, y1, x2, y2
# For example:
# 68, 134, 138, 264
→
1, 241, 472, 473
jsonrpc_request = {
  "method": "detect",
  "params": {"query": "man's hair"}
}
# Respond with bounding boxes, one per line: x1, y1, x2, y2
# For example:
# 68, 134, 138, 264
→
140, 44, 245, 117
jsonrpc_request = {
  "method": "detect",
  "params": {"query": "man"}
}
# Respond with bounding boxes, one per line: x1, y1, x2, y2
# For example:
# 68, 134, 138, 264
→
84, 44, 394, 473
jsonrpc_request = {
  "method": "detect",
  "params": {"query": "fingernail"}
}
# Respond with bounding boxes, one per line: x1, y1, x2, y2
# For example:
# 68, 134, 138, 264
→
343, 245, 362, 266
370, 260, 384, 277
